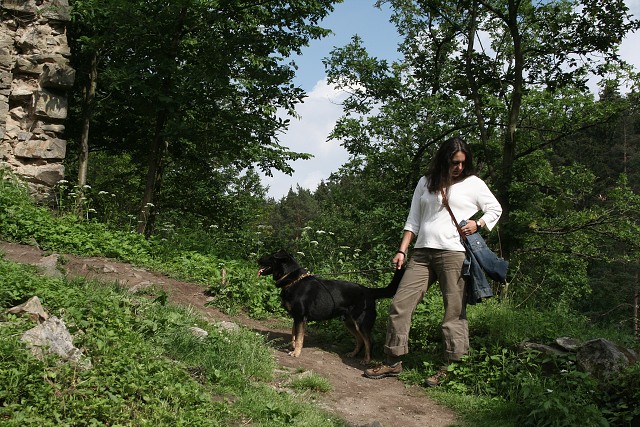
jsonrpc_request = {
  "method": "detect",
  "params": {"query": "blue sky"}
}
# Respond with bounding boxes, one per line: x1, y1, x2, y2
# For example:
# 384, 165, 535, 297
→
261, 1, 400, 199
292, 2, 400, 91
261, 0, 640, 199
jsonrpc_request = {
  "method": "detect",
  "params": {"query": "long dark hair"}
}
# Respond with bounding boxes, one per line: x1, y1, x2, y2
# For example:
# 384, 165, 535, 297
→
426, 136, 476, 193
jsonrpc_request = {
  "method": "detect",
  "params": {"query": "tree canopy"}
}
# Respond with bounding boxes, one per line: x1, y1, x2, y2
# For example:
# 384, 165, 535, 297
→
317, 0, 640, 312
58, 0, 640, 330
66, 0, 341, 234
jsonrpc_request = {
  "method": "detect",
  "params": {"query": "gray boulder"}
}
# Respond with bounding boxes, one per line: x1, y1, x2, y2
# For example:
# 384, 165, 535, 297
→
21, 316, 92, 370
6, 295, 48, 322
576, 338, 637, 381
520, 336, 638, 380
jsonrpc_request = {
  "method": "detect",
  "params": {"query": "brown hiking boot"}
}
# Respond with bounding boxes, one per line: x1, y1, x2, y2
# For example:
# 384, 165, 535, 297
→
425, 367, 448, 387
363, 362, 402, 379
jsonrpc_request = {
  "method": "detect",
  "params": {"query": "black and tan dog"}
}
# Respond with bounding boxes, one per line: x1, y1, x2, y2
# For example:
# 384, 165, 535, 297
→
258, 250, 404, 363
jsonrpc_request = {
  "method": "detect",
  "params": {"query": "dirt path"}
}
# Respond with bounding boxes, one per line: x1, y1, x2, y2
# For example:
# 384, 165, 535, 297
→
1, 241, 458, 427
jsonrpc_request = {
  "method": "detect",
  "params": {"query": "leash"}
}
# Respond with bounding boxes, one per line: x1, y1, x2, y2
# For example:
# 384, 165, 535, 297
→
277, 266, 394, 292
317, 267, 393, 277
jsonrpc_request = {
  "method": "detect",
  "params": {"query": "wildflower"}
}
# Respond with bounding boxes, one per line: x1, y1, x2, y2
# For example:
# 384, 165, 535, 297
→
316, 230, 326, 235
58, 179, 68, 184
296, 251, 305, 257
88, 208, 97, 213
98, 191, 108, 195
83, 185, 91, 189
339, 245, 350, 249
310, 241, 319, 245
145, 202, 155, 207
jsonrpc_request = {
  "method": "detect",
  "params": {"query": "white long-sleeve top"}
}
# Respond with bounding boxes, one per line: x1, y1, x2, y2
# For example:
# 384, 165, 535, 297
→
404, 175, 502, 252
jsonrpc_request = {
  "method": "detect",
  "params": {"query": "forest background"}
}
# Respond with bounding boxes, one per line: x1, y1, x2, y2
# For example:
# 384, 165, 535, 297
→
61, 0, 640, 332
2, 0, 640, 425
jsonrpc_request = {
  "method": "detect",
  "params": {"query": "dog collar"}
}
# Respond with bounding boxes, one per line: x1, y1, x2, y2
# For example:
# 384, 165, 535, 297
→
280, 272, 312, 289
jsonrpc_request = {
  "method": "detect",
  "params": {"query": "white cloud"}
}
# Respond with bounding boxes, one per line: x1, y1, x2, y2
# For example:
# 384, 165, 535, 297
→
261, 79, 351, 199
620, 0, 640, 68
262, 0, 640, 199
584, 2, 639, 95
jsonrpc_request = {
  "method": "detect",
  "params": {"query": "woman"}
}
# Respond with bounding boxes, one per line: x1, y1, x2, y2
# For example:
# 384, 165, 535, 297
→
364, 136, 502, 386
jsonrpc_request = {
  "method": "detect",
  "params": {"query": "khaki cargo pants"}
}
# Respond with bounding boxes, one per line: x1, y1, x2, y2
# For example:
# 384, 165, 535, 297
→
384, 248, 468, 362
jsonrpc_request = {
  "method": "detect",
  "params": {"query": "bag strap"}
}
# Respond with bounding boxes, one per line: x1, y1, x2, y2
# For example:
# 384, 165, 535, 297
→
441, 188, 467, 242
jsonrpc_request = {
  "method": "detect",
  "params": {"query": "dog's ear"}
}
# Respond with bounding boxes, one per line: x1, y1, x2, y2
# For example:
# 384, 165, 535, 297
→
274, 250, 291, 260
273, 250, 300, 275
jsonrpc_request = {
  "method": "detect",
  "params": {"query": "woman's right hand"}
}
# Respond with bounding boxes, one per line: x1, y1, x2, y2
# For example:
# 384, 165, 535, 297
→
394, 231, 415, 270
392, 251, 406, 270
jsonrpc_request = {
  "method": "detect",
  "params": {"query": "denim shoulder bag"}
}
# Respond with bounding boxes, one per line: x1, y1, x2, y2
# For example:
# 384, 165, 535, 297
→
440, 189, 508, 304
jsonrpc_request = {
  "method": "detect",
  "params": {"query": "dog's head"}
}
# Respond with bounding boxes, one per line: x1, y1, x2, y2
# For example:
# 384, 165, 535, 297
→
257, 250, 302, 286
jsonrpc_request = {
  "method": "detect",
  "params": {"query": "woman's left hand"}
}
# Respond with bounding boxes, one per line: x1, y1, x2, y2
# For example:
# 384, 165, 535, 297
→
464, 220, 478, 235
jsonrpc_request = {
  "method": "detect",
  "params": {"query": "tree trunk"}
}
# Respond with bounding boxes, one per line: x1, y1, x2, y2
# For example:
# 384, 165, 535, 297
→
77, 51, 97, 199
464, 1, 490, 155
135, 7, 186, 236
136, 110, 169, 236
498, 0, 524, 260
634, 271, 638, 338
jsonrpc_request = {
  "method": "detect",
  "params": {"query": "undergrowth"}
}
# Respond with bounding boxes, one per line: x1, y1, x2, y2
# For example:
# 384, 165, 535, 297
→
0, 258, 346, 426
1, 172, 639, 426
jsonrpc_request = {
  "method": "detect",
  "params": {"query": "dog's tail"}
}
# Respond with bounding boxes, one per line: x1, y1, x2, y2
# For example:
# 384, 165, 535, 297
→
368, 268, 405, 300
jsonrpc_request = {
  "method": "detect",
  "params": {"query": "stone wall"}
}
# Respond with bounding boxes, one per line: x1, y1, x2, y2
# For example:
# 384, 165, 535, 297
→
0, 0, 74, 201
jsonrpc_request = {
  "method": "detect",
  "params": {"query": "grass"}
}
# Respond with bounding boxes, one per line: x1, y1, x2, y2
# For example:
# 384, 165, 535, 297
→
0, 257, 345, 427
426, 390, 520, 427
289, 371, 333, 393
1, 172, 639, 427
